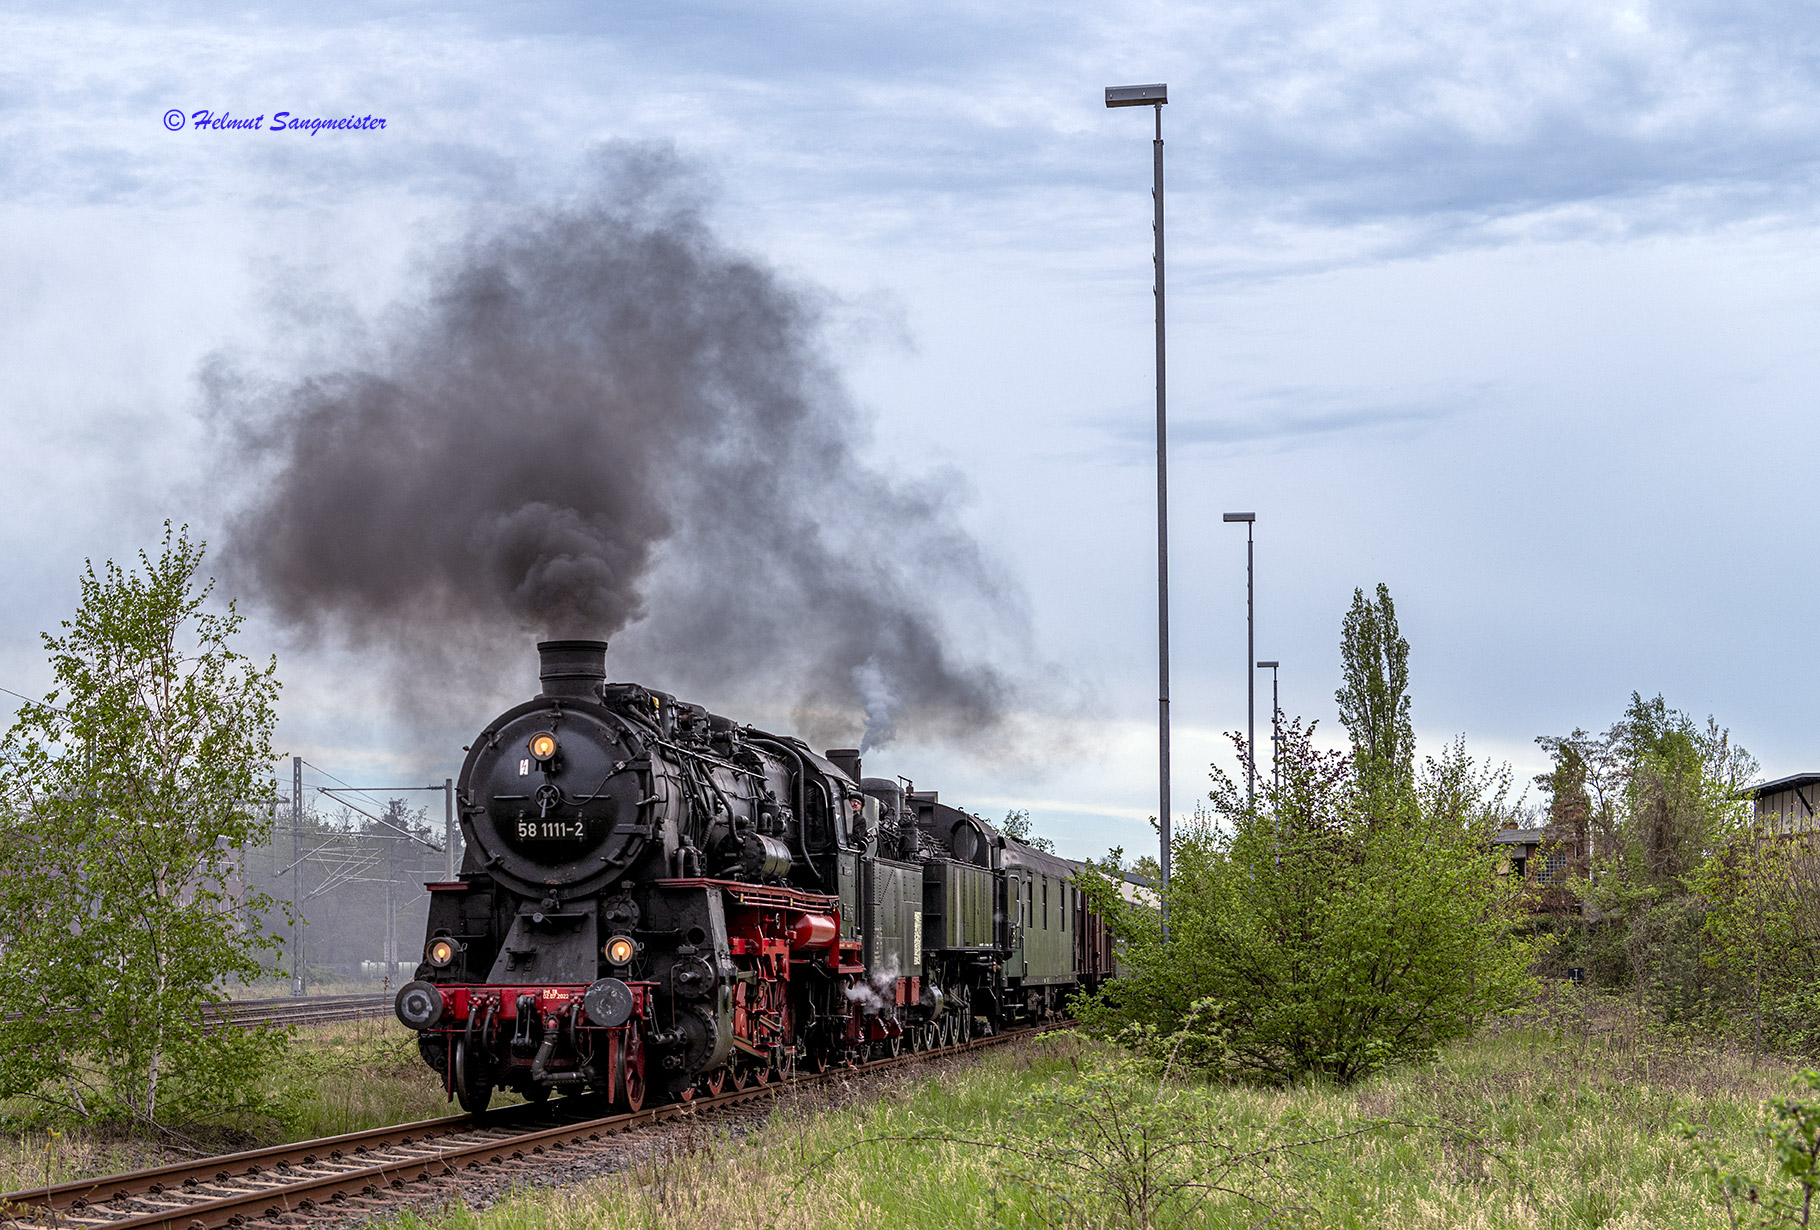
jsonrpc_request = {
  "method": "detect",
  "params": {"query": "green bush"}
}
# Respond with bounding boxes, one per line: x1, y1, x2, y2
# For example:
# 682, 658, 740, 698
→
1079, 719, 1540, 1084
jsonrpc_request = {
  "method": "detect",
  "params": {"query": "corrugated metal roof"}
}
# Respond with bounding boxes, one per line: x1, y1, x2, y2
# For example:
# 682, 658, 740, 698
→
1742, 772, 1820, 799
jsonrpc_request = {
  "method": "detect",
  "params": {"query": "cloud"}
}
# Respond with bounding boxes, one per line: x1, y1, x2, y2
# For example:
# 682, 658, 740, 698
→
1094, 383, 1482, 455
206, 147, 1051, 757
9, 0, 1820, 260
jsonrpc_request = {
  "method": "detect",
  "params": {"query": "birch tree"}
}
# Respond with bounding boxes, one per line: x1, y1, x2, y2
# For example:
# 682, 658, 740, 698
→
0, 524, 285, 1123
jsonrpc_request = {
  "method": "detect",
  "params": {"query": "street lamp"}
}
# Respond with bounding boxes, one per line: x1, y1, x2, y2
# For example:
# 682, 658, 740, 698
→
1256, 660, 1280, 791
1223, 512, 1256, 805
1105, 81, 1172, 934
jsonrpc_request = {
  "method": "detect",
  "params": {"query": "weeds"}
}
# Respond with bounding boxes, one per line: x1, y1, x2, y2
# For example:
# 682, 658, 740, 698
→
0, 1016, 472, 1192
381, 999, 1811, 1230
1681, 1069, 1820, 1227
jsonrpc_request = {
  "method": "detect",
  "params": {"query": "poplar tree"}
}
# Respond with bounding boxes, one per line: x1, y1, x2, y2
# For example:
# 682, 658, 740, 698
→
1335, 583, 1415, 823
0, 525, 285, 1124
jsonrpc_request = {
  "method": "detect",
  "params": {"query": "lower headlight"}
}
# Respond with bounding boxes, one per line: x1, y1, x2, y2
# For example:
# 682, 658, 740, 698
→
426, 936, 460, 968
603, 934, 638, 966
396, 980, 445, 1030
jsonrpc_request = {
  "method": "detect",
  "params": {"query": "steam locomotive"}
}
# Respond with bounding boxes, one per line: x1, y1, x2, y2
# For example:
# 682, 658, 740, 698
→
394, 640, 1116, 1111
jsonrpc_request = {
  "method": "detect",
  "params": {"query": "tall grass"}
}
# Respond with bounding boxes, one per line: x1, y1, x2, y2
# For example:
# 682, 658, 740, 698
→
381, 992, 1809, 1229
0, 1016, 487, 1192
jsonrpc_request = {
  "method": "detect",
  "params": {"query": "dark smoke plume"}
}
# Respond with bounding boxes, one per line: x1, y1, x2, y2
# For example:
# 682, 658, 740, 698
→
213, 147, 1031, 752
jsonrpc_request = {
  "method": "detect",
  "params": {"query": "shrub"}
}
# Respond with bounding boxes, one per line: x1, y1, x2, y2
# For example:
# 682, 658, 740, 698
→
1079, 719, 1539, 1084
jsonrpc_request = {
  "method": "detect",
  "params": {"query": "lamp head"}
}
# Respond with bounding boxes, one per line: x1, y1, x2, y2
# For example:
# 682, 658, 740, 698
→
1105, 84, 1167, 107
1222, 512, 1256, 522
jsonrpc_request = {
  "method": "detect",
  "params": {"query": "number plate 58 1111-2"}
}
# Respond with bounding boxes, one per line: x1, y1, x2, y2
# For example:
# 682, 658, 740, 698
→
516, 820, 586, 840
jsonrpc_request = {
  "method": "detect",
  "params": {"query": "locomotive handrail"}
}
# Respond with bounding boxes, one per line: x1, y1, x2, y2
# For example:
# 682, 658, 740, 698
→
648, 736, 765, 779
649, 877, 838, 912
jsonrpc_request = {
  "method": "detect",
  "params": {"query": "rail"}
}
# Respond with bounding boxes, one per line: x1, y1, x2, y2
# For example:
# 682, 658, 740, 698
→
209, 994, 394, 1029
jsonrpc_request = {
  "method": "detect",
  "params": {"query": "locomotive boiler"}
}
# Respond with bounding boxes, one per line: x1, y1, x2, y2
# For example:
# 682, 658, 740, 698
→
395, 639, 1106, 1112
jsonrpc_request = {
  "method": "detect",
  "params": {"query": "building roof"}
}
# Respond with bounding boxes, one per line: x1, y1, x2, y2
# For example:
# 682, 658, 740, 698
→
1742, 773, 1820, 800
1491, 825, 1571, 846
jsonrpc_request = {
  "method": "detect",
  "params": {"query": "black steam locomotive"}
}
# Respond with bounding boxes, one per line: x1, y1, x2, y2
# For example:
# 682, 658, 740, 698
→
394, 640, 1116, 1111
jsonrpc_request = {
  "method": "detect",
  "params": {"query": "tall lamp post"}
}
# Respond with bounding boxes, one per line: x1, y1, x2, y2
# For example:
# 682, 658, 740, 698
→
1256, 660, 1280, 791
1105, 81, 1171, 933
1223, 512, 1256, 805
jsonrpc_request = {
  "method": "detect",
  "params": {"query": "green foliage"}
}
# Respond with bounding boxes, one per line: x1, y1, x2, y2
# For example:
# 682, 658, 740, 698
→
1622, 699, 1749, 884
1335, 583, 1415, 823
1690, 838, 1820, 1054
1079, 716, 1539, 1083
1539, 695, 1757, 891
1532, 697, 1782, 1048
999, 808, 1055, 853
1681, 1069, 1820, 1226
0, 525, 286, 1124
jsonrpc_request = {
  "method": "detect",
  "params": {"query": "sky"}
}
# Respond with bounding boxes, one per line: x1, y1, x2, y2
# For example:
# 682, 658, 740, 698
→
3, 0, 1818, 863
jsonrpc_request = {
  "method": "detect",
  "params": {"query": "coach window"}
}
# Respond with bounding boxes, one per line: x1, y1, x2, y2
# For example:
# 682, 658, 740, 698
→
1042, 878, 1049, 929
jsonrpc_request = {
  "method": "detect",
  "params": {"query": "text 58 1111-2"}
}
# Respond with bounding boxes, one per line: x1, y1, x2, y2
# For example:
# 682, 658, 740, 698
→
516, 820, 586, 840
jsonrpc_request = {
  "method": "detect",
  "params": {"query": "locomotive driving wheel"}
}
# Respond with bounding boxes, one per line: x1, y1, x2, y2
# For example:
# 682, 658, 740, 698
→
615, 1026, 646, 1113
454, 1038, 493, 1114
702, 1067, 727, 1096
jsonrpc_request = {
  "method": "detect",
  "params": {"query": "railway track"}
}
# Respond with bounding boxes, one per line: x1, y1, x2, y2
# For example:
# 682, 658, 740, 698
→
0, 1023, 1053, 1229
211, 995, 394, 1030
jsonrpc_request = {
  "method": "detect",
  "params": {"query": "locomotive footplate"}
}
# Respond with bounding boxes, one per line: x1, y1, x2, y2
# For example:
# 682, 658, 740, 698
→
395, 976, 658, 1111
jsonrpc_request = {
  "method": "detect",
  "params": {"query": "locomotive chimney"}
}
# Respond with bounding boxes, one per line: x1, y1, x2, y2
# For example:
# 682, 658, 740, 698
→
537, 639, 609, 700
826, 748, 861, 781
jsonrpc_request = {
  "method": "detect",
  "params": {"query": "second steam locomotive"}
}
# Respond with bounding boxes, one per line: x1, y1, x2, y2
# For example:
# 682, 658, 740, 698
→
394, 640, 1114, 1111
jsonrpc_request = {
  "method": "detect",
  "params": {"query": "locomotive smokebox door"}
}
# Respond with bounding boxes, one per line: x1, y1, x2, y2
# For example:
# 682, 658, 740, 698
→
459, 700, 656, 900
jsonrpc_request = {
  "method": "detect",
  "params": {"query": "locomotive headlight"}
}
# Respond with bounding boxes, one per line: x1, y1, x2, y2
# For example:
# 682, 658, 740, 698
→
425, 937, 460, 968
604, 934, 637, 966
528, 732, 558, 762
